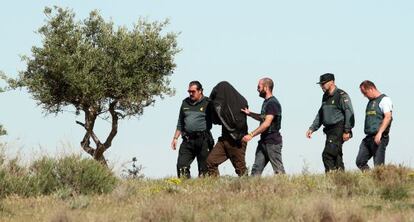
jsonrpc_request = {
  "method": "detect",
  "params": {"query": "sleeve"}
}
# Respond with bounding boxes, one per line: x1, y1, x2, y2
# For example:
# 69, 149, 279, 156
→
339, 93, 355, 132
379, 97, 393, 113
309, 107, 322, 131
176, 104, 184, 131
206, 100, 214, 129
265, 101, 279, 116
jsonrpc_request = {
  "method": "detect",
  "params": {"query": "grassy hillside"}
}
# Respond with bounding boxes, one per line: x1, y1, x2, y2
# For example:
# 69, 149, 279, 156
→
1, 162, 414, 221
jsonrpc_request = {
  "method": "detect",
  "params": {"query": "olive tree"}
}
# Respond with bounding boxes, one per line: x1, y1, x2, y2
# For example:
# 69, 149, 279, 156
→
16, 6, 179, 164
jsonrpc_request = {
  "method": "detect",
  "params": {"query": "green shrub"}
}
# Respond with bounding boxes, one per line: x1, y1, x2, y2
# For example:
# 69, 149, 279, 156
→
54, 155, 118, 195
30, 157, 60, 195
0, 153, 118, 197
380, 185, 409, 201
0, 157, 38, 197
370, 165, 411, 200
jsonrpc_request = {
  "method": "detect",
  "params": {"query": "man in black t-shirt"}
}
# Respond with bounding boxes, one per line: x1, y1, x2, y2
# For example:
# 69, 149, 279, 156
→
242, 77, 285, 175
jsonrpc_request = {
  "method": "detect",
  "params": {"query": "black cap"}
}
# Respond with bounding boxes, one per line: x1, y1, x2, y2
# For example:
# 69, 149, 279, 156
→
317, 73, 335, 84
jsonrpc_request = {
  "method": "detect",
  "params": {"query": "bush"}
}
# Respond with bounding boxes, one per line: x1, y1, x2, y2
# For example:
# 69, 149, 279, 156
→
54, 155, 118, 194
0, 157, 38, 197
0, 125, 6, 136
30, 157, 60, 195
327, 171, 364, 197
0, 154, 118, 197
370, 165, 411, 200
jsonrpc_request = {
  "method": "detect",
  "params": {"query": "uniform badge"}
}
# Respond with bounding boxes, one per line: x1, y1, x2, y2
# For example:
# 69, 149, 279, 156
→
200, 107, 204, 112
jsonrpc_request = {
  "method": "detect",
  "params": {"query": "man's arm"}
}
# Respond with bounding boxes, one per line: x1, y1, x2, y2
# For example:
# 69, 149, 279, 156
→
340, 93, 355, 133
241, 108, 262, 121
307, 108, 322, 139
171, 129, 182, 150
340, 93, 355, 141
375, 112, 392, 145
242, 114, 273, 142
171, 105, 184, 150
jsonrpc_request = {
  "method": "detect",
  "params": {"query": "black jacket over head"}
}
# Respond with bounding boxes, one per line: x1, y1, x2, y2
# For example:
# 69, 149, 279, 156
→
209, 81, 248, 141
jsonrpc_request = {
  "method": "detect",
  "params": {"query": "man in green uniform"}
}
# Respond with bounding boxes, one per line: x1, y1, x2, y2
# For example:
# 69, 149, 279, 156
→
306, 73, 355, 172
171, 81, 214, 178
356, 80, 393, 170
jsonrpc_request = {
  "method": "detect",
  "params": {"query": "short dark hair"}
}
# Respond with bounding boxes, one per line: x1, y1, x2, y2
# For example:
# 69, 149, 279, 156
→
189, 81, 203, 91
360, 80, 377, 90
261, 77, 274, 92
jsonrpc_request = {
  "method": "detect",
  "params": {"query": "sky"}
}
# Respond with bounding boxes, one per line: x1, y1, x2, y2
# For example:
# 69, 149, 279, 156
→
1, 1, 413, 178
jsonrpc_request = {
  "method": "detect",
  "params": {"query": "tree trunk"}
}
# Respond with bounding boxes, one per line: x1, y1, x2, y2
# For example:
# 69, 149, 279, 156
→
77, 101, 118, 167
94, 144, 108, 165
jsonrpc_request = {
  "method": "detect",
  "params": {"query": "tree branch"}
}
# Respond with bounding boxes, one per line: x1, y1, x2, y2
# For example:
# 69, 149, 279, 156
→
80, 132, 94, 156
103, 100, 118, 150
77, 108, 102, 155
90, 130, 101, 147
76, 120, 85, 128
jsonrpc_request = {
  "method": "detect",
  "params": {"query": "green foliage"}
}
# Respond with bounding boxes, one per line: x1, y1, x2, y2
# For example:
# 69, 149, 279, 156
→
18, 6, 179, 116
13, 6, 180, 161
30, 157, 60, 194
0, 154, 118, 198
0, 125, 5, 136
380, 185, 409, 201
54, 155, 118, 194
2, 166, 414, 221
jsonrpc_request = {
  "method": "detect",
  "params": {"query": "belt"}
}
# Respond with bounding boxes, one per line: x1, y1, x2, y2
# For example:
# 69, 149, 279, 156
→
183, 131, 208, 139
367, 133, 389, 138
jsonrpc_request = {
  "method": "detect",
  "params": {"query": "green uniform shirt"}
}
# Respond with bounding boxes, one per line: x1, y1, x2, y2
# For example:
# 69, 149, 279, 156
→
310, 87, 355, 132
176, 96, 212, 133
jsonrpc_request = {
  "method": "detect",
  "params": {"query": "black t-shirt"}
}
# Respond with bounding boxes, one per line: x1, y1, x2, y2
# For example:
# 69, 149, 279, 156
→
260, 96, 282, 145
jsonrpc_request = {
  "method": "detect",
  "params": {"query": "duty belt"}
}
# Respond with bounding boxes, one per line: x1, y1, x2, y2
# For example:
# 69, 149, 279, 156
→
183, 131, 208, 139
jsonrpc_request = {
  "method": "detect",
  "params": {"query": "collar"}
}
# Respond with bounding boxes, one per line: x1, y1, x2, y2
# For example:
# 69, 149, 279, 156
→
264, 95, 275, 101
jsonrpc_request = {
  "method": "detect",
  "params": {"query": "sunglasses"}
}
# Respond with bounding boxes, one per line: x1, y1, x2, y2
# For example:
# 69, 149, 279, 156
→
187, 90, 197, 93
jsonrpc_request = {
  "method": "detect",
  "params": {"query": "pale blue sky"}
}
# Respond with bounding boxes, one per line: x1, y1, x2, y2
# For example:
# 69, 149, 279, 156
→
1, 1, 413, 178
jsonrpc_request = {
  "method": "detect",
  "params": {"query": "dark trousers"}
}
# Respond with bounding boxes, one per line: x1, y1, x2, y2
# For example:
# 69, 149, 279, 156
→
206, 137, 247, 177
176, 132, 213, 178
356, 135, 389, 171
322, 126, 345, 172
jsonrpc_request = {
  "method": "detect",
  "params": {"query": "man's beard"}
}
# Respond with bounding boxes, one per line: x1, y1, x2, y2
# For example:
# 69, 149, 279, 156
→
259, 90, 266, 98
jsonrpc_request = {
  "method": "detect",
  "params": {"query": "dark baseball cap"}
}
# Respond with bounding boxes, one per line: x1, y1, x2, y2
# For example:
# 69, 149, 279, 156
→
317, 73, 335, 84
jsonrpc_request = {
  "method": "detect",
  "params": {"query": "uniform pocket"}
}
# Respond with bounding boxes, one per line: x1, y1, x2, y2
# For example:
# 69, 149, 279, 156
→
324, 140, 339, 156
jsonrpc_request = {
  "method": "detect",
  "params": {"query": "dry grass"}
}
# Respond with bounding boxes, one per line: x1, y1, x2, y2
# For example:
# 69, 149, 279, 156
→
0, 165, 414, 221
